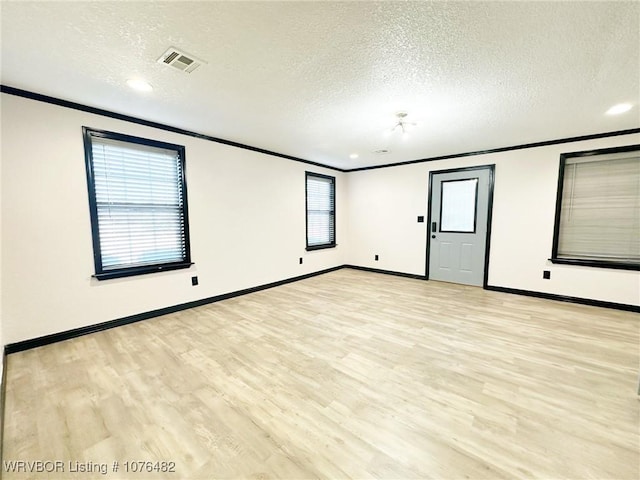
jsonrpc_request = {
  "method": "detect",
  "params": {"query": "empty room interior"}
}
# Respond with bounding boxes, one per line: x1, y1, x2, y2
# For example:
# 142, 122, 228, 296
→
0, 1, 639, 479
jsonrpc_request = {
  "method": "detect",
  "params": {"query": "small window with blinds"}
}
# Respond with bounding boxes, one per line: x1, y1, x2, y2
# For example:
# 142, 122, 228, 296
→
83, 127, 192, 280
551, 144, 639, 270
306, 172, 336, 250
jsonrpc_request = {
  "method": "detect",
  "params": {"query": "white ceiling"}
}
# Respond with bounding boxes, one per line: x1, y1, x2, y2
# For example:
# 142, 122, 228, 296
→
1, 1, 638, 170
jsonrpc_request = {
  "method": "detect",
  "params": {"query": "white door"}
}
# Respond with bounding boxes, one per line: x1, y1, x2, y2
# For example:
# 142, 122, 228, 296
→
428, 166, 493, 286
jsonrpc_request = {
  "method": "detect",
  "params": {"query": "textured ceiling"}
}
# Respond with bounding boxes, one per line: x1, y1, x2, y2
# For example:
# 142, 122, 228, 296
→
1, 1, 638, 169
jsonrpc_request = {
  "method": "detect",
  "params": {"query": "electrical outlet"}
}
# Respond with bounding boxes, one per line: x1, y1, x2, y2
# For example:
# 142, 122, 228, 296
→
299, 257, 303, 264
543, 270, 551, 279
375, 254, 379, 261
417, 216, 424, 223
191, 276, 199, 286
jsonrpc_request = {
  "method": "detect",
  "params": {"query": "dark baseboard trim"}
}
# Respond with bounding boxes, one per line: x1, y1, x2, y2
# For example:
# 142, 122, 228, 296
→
344, 264, 427, 280
6, 266, 637, 354
5, 266, 345, 354
348, 266, 639, 313
485, 285, 640, 313
0, 85, 345, 173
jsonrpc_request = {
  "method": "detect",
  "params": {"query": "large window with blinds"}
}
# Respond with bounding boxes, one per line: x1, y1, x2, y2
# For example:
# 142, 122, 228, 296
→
551, 144, 639, 270
83, 127, 192, 280
306, 172, 336, 250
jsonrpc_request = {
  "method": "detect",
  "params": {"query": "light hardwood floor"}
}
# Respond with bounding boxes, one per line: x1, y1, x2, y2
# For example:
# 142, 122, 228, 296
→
2, 269, 639, 479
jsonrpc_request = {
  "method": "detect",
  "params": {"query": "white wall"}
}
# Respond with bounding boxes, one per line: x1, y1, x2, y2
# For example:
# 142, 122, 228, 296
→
1, 93, 637, 346
0, 94, 3, 365
346, 134, 640, 306
1, 94, 347, 345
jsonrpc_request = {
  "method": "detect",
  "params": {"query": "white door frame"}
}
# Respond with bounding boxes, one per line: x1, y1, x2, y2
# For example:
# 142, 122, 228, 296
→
425, 164, 495, 287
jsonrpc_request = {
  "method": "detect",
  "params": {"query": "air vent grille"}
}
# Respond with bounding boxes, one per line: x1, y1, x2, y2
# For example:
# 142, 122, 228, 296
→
163, 51, 180, 64
157, 47, 204, 74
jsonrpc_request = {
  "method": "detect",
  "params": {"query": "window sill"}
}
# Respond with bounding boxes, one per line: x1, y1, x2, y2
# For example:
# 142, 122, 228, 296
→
549, 257, 639, 271
94, 262, 194, 280
306, 244, 337, 252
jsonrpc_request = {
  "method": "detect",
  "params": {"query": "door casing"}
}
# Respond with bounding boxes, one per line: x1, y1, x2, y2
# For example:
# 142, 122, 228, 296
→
425, 164, 495, 287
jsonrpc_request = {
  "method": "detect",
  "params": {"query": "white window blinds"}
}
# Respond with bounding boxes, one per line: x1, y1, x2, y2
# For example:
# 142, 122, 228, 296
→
306, 173, 336, 249
86, 132, 190, 278
556, 149, 640, 265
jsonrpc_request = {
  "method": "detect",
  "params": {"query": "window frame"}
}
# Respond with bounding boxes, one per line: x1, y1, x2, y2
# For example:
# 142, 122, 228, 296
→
550, 144, 640, 271
83, 127, 193, 280
305, 171, 336, 251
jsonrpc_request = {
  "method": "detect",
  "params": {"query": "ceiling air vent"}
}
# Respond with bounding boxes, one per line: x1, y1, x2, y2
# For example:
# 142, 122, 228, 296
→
157, 47, 204, 73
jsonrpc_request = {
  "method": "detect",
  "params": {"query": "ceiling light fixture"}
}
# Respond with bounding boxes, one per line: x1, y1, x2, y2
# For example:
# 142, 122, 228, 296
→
349, 153, 359, 159
385, 112, 416, 139
126, 78, 153, 92
606, 103, 632, 115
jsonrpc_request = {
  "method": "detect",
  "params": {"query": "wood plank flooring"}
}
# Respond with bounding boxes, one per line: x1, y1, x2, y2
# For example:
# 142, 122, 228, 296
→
2, 269, 639, 479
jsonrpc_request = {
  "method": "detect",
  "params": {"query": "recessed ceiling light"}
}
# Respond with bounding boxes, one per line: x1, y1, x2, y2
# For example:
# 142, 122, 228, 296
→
126, 78, 153, 92
349, 153, 359, 159
606, 103, 632, 115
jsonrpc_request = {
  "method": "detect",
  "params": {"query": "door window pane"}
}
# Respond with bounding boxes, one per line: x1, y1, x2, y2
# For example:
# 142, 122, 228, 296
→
440, 178, 478, 233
